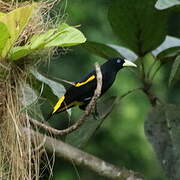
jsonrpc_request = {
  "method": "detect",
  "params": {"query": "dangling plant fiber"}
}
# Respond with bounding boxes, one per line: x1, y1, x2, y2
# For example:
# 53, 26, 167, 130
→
0, 0, 63, 179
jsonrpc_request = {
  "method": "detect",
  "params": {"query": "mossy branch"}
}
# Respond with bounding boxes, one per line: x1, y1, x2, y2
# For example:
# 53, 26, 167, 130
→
23, 128, 143, 180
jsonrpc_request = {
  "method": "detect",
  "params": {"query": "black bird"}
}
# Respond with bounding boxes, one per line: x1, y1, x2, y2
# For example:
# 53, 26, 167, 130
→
48, 57, 136, 119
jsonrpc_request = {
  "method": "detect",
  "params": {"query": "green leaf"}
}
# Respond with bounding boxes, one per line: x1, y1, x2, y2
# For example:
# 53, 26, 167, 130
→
109, 44, 138, 61
30, 69, 65, 98
153, 36, 180, 57
8, 45, 32, 60
0, 22, 10, 56
66, 96, 118, 148
168, 55, 180, 86
58, 23, 69, 31
44, 23, 86, 47
145, 104, 180, 179
0, 12, 5, 18
108, 0, 167, 56
30, 29, 57, 50
30, 69, 69, 115
9, 23, 86, 60
157, 46, 180, 63
9, 29, 58, 60
155, 0, 180, 9
0, 4, 36, 57
82, 41, 122, 59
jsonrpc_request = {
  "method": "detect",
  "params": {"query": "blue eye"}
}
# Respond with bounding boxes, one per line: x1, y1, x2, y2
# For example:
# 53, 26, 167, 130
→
117, 59, 121, 63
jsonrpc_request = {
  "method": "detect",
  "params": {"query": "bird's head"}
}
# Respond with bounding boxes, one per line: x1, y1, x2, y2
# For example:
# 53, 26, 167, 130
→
106, 57, 137, 71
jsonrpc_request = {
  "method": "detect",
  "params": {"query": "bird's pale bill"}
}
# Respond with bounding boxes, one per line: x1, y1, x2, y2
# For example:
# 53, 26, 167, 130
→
123, 59, 137, 67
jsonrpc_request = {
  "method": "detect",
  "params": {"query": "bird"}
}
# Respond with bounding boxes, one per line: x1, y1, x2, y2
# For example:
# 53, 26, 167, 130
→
47, 57, 137, 120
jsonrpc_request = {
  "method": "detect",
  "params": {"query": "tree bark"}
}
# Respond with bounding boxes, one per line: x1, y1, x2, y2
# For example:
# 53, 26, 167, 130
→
24, 128, 142, 180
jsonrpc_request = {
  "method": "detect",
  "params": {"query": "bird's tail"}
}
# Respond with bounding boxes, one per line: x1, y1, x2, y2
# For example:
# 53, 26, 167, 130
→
45, 112, 53, 121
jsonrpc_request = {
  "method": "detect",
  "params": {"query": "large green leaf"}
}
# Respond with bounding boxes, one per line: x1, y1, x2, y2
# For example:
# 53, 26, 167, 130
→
66, 96, 118, 148
9, 23, 86, 60
8, 45, 32, 60
82, 41, 138, 61
30, 69, 68, 115
30, 29, 57, 50
145, 104, 180, 179
0, 12, 5, 18
153, 36, 180, 57
108, 0, 167, 56
44, 23, 86, 47
8, 29, 56, 60
30, 69, 65, 98
0, 22, 10, 55
168, 55, 180, 86
108, 44, 138, 61
155, 0, 180, 9
157, 46, 180, 63
81, 41, 121, 59
0, 4, 36, 57
154, 36, 180, 64
29, 23, 86, 49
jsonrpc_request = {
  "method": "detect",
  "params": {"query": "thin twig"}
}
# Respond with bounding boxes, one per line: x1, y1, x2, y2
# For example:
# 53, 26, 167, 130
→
23, 128, 143, 180
118, 88, 142, 101
30, 62, 102, 135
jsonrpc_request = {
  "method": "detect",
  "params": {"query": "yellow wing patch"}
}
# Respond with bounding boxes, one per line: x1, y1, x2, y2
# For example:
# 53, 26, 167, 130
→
75, 75, 95, 87
52, 75, 95, 114
52, 95, 65, 114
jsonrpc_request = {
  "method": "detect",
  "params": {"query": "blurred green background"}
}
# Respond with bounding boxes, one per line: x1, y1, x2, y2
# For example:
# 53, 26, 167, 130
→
39, 0, 180, 179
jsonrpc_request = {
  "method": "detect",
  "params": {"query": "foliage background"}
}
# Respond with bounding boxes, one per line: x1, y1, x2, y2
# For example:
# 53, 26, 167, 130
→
34, 0, 180, 179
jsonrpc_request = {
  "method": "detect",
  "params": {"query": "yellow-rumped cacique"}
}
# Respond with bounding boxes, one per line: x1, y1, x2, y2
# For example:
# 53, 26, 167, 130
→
47, 57, 137, 120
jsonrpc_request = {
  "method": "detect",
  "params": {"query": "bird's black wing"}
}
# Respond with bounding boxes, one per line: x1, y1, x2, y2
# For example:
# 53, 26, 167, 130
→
51, 71, 97, 114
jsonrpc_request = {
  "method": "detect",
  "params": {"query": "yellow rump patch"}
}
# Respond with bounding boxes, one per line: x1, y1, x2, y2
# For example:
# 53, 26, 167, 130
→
59, 101, 84, 112
75, 75, 95, 87
52, 95, 65, 114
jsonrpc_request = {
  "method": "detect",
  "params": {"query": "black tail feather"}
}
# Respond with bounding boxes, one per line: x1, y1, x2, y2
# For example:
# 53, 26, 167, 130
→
45, 112, 53, 121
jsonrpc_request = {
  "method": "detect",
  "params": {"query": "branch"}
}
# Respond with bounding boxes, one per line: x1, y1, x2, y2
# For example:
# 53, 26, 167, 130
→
141, 79, 157, 107
142, 86, 157, 107
24, 128, 143, 180
30, 63, 102, 135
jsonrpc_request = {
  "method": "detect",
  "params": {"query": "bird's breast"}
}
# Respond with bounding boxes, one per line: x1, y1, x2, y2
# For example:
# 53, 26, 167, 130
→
101, 71, 117, 95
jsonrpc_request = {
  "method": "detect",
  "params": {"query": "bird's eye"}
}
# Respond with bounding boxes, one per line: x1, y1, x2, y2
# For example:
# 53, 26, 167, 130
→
117, 59, 121, 63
